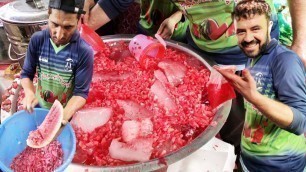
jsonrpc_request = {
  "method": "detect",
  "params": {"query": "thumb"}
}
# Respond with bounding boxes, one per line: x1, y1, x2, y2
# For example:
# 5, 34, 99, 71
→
242, 69, 252, 81
157, 22, 165, 35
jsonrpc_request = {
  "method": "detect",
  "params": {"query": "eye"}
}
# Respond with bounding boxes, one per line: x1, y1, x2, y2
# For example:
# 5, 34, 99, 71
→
64, 26, 73, 30
52, 22, 59, 27
252, 26, 261, 31
236, 30, 245, 35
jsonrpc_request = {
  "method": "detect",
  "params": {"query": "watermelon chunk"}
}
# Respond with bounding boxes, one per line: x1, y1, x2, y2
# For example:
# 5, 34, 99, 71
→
70, 107, 112, 133
92, 71, 133, 83
27, 100, 63, 148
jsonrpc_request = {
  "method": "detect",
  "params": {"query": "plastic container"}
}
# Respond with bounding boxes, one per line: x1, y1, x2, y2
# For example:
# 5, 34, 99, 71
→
79, 24, 105, 52
128, 34, 166, 68
0, 108, 76, 172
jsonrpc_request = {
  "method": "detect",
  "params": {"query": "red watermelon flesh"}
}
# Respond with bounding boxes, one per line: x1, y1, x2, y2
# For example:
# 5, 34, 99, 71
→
27, 100, 63, 148
72, 42, 216, 166
11, 140, 63, 172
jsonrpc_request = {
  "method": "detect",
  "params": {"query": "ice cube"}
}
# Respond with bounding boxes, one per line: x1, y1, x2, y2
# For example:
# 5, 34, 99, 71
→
139, 118, 153, 137
158, 60, 187, 86
122, 120, 140, 142
150, 80, 176, 111
71, 107, 112, 133
117, 99, 153, 120
154, 70, 168, 84
109, 138, 153, 162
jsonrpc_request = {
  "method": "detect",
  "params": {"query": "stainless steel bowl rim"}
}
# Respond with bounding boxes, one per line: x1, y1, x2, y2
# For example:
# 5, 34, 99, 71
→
70, 34, 232, 172
0, 1, 48, 24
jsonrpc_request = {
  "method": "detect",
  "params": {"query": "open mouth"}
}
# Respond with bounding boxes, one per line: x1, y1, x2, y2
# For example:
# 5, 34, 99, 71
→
244, 43, 258, 50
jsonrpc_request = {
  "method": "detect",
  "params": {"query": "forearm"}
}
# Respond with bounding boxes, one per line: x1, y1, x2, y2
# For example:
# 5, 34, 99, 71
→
87, 5, 111, 30
288, 0, 306, 66
63, 95, 86, 122
288, 0, 306, 47
21, 78, 35, 95
170, 11, 183, 24
249, 92, 294, 128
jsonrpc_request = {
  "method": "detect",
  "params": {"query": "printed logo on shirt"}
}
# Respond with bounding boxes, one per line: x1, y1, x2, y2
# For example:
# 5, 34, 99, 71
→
65, 57, 73, 72
39, 56, 48, 63
254, 72, 264, 92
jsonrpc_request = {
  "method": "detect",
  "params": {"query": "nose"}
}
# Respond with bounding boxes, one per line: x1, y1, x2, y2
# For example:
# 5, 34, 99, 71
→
243, 31, 254, 43
55, 27, 64, 40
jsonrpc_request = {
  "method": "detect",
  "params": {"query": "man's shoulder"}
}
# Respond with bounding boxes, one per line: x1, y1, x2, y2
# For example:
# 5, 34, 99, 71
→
273, 44, 302, 65
270, 44, 305, 76
31, 29, 48, 39
76, 38, 94, 54
30, 29, 49, 44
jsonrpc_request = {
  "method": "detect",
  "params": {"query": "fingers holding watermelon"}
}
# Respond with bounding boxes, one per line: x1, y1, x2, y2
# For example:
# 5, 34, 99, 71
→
27, 100, 64, 148
23, 91, 38, 114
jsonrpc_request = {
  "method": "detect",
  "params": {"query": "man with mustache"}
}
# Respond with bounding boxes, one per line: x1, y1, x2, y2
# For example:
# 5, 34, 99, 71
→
215, 0, 306, 171
21, 0, 94, 126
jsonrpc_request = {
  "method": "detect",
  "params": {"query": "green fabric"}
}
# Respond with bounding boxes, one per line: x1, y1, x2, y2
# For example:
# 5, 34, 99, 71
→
172, 0, 275, 52
139, 0, 188, 40
243, 101, 306, 156
50, 38, 70, 54
274, 2, 293, 46
36, 68, 73, 109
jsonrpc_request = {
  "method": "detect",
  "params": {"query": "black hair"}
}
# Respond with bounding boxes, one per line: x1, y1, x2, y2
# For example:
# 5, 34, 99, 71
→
234, 0, 271, 21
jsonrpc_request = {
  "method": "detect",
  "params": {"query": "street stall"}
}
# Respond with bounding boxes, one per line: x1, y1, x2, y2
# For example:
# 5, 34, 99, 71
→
0, 0, 297, 172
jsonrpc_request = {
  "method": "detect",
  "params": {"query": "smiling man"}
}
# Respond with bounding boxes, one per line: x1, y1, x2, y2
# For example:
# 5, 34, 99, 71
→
215, 0, 306, 171
21, 0, 94, 125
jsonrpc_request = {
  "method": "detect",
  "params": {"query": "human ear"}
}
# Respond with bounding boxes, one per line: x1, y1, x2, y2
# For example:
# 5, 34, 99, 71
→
268, 21, 273, 32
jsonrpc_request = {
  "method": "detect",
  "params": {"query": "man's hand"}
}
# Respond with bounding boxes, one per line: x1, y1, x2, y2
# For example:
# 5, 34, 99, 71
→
213, 66, 260, 103
21, 78, 38, 113
157, 11, 183, 39
23, 91, 38, 113
157, 18, 177, 39
83, 0, 96, 24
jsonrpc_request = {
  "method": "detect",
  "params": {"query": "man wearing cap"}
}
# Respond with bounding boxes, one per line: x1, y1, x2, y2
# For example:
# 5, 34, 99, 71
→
20, 0, 94, 125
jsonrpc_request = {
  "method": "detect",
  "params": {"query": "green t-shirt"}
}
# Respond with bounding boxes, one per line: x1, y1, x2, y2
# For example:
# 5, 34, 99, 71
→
171, 0, 275, 52
139, 0, 189, 40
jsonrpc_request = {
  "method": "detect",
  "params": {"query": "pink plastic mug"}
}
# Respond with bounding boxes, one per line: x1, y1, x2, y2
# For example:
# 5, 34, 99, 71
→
129, 34, 166, 68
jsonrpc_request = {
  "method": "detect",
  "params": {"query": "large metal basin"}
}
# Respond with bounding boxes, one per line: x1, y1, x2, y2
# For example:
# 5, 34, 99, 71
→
67, 35, 232, 172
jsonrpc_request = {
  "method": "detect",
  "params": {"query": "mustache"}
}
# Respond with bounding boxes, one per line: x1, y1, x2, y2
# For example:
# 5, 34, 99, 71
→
241, 39, 259, 47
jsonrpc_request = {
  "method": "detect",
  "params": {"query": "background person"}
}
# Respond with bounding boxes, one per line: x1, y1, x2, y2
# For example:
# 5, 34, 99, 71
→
215, 0, 306, 171
83, 0, 188, 42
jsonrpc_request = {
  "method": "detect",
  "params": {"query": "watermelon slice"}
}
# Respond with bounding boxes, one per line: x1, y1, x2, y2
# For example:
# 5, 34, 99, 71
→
27, 100, 63, 148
